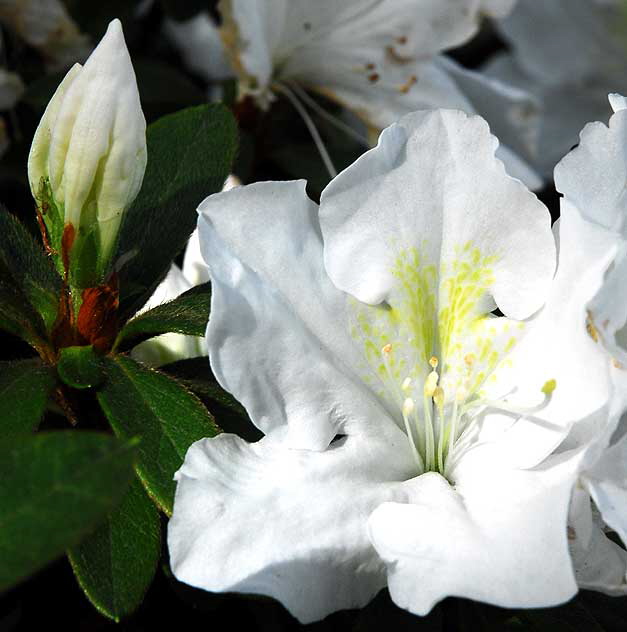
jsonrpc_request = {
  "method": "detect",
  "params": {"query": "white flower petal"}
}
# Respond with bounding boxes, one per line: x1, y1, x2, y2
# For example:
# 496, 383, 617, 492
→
554, 97, 627, 365
585, 431, 627, 550
319, 108, 554, 319
483, 200, 617, 468
168, 424, 415, 623
164, 13, 233, 82
569, 486, 627, 595
554, 101, 627, 233
197, 180, 398, 448
368, 444, 580, 614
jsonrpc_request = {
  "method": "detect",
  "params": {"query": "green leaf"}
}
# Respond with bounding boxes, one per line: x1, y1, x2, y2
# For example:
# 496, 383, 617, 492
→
160, 357, 262, 442
115, 283, 210, 352
97, 355, 219, 514
0, 359, 56, 437
0, 279, 48, 348
57, 345, 104, 390
0, 206, 61, 333
68, 478, 161, 622
0, 432, 138, 591
115, 104, 238, 320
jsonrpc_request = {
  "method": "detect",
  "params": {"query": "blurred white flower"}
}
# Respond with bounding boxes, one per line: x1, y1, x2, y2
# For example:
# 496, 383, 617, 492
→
167, 107, 622, 621
486, 0, 627, 176
0, 0, 90, 70
28, 18, 146, 272
166, 0, 542, 187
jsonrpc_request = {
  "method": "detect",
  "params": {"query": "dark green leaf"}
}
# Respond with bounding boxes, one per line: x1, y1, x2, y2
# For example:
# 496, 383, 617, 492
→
115, 283, 210, 352
0, 279, 48, 348
68, 478, 161, 622
0, 359, 56, 437
57, 345, 104, 390
97, 355, 219, 514
0, 206, 61, 333
160, 357, 261, 442
115, 104, 238, 320
0, 432, 138, 591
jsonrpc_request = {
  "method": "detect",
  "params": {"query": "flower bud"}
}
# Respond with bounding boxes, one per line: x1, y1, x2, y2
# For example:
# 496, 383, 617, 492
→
28, 18, 146, 280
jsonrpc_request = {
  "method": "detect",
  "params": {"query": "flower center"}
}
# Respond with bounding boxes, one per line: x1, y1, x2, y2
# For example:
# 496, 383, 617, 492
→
351, 244, 555, 478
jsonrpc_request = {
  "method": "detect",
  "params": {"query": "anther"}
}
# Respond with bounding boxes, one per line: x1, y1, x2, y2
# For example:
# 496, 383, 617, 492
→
464, 353, 475, 366
433, 386, 445, 411
402, 377, 412, 391
402, 397, 415, 417
382, 343, 392, 355
541, 379, 556, 396
424, 371, 438, 397
429, 356, 438, 369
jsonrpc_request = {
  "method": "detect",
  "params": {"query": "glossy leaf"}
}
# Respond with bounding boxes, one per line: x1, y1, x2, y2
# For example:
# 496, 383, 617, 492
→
116, 104, 237, 320
0, 206, 61, 333
0, 359, 56, 437
0, 432, 138, 591
97, 355, 219, 514
57, 345, 104, 390
115, 283, 210, 352
68, 478, 161, 622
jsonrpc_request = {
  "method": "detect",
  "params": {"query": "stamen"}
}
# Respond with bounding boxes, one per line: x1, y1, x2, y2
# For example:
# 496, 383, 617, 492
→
274, 83, 338, 179
402, 397, 424, 471
401, 377, 412, 391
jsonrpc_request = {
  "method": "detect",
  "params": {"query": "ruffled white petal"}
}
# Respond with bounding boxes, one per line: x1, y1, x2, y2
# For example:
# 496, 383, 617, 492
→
368, 443, 581, 614
319, 108, 554, 318
168, 424, 415, 623
197, 180, 398, 448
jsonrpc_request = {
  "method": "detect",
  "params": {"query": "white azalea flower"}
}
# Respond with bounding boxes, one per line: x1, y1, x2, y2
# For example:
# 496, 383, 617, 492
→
486, 0, 627, 176
28, 19, 147, 271
132, 176, 239, 367
552, 94, 627, 593
168, 108, 620, 621
166, 0, 541, 187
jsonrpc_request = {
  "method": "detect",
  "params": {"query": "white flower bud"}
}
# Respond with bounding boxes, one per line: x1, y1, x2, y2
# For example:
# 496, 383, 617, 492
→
28, 18, 146, 270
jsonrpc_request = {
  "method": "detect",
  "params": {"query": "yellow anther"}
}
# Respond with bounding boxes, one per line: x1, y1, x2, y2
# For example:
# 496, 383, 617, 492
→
382, 343, 392, 355
429, 356, 439, 369
464, 353, 476, 366
433, 386, 445, 411
424, 370, 439, 397
402, 377, 412, 391
541, 379, 556, 396
402, 397, 415, 417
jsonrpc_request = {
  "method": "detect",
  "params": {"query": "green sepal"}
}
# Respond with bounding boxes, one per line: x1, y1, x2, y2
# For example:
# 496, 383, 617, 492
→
69, 223, 101, 290
0, 431, 138, 591
115, 104, 238, 321
68, 477, 161, 622
0, 359, 56, 437
57, 345, 104, 390
0, 205, 61, 334
97, 355, 219, 515
114, 282, 211, 352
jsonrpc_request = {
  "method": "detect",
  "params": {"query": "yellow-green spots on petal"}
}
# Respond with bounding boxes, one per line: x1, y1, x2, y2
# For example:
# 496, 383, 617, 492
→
348, 243, 546, 478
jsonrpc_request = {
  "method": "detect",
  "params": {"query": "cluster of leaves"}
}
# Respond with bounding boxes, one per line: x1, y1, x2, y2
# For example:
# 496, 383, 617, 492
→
0, 102, 242, 621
